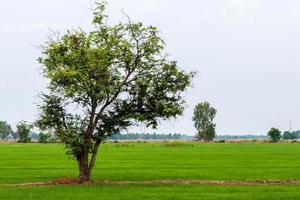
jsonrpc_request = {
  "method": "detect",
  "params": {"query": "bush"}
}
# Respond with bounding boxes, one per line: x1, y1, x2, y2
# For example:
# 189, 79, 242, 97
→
161, 141, 194, 147
115, 143, 134, 147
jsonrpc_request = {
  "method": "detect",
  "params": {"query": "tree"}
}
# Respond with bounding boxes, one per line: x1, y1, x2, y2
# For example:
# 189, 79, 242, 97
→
193, 102, 217, 141
16, 121, 32, 143
267, 128, 282, 142
283, 131, 300, 140
283, 131, 294, 140
36, 2, 194, 183
38, 132, 52, 143
0, 121, 15, 140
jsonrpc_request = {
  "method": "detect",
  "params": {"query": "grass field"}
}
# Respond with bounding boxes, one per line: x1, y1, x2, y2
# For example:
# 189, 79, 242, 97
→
2, 185, 300, 200
1, 142, 300, 199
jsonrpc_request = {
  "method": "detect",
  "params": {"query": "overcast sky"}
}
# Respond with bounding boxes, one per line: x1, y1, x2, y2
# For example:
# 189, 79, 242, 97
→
1, 0, 300, 135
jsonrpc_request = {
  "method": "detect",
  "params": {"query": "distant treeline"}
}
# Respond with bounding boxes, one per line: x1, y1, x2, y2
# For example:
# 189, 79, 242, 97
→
2, 118, 300, 142
216, 135, 267, 140
109, 133, 193, 140
282, 130, 300, 140
29, 130, 300, 141
217, 131, 300, 140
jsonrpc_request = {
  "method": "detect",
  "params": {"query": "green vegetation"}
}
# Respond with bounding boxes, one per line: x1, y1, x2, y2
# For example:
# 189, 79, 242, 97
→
38, 132, 52, 143
1, 143, 300, 199
0, 143, 300, 184
16, 121, 32, 143
193, 102, 217, 141
2, 185, 300, 200
110, 133, 186, 140
267, 128, 282, 142
160, 141, 194, 147
1, 1, 299, 198
0, 121, 15, 140
37, 1, 194, 182
283, 130, 300, 140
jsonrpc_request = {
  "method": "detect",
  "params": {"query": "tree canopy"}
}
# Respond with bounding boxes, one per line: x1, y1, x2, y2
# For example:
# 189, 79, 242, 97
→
36, 2, 194, 182
16, 121, 32, 143
0, 121, 15, 140
267, 128, 282, 142
193, 102, 217, 141
283, 130, 300, 140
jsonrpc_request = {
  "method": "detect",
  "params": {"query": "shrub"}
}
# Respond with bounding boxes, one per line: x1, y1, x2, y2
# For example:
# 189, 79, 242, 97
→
161, 141, 194, 147
115, 143, 134, 147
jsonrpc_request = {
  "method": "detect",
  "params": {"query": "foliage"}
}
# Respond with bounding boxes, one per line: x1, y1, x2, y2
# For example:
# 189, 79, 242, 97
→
114, 143, 135, 148
36, 1, 194, 182
161, 141, 194, 147
0, 121, 15, 140
192, 102, 217, 141
109, 133, 185, 140
216, 135, 267, 140
283, 131, 300, 140
267, 128, 282, 142
16, 121, 32, 143
38, 132, 52, 143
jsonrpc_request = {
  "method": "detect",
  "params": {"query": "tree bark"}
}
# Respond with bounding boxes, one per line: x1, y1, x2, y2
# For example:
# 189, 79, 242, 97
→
77, 148, 90, 183
77, 141, 101, 183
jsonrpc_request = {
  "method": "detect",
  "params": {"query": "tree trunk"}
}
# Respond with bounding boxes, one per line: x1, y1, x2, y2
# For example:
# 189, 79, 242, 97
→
77, 141, 101, 183
77, 148, 90, 183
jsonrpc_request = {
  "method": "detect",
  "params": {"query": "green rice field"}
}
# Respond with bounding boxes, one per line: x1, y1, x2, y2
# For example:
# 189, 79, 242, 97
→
1, 142, 300, 199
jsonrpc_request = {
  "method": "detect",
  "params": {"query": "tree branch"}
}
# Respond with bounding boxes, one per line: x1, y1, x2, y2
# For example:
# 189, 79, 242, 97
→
88, 140, 101, 170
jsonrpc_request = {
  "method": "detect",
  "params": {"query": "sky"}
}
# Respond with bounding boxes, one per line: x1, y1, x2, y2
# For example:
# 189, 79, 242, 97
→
1, 0, 300, 135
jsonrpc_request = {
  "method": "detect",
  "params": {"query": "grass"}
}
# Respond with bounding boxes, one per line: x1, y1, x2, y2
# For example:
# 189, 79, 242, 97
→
1, 142, 300, 199
2, 185, 300, 200
1, 143, 300, 184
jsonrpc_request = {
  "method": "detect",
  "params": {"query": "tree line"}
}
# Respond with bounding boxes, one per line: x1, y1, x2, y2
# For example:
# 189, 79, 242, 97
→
0, 122, 190, 142
0, 121, 32, 142
267, 128, 300, 142
0, 120, 55, 143
2, 113, 297, 144
109, 133, 187, 140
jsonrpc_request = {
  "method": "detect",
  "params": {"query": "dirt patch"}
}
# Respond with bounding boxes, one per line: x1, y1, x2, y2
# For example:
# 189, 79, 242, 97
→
94, 179, 300, 186
6, 179, 300, 187
15, 182, 51, 187
54, 178, 82, 185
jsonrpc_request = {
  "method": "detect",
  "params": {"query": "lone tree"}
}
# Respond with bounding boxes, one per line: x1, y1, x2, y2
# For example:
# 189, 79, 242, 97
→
16, 121, 32, 143
267, 128, 281, 142
193, 102, 217, 141
37, 2, 194, 183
